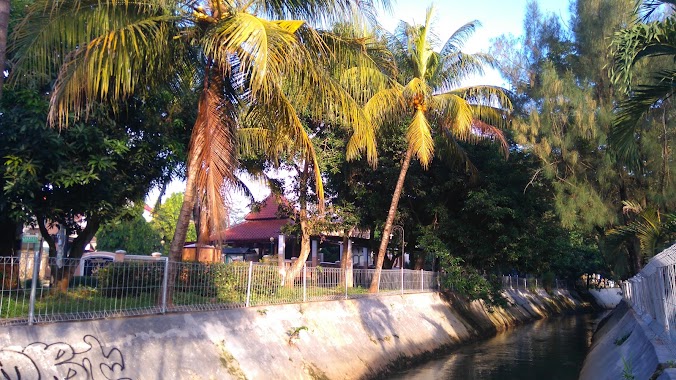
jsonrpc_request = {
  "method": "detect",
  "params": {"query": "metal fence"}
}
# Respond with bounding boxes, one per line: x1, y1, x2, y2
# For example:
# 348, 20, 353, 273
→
500, 275, 569, 291
0, 254, 440, 326
622, 244, 676, 341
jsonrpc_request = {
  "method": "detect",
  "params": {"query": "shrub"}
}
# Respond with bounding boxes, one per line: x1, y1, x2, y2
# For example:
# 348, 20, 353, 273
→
68, 276, 98, 288
97, 262, 164, 298
176, 262, 247, 302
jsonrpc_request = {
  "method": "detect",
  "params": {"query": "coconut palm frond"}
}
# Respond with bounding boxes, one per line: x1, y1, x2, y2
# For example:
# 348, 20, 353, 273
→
438, 20, 480, 57
430, 92, 474, 139
610, 18, 676, 88
363, 87, 405, 130
237, 127, 271, 159
407, 109, 434, 168
471, 119, 509, 157
610, 70, 675, 166
251, 0, 393, 27
438, 128, 479, 176
246, 81, 325, 204
12, 2, 178, 127
607, 200, 676, 260
452, 85, 513, 109
432, 52, 498, 91
205, 12, 305, 99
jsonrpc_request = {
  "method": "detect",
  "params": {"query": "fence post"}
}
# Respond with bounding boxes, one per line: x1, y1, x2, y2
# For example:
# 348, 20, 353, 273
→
161, 257, 169, 314
28, 250, 41, 326
246, 261, 253, 307
303, 264, 307, 303
401, 266, 404, 295
655, 268, 669, 335
420, 269, 424, 292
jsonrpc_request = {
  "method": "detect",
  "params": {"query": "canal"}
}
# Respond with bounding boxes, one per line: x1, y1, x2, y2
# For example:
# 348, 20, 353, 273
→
391, 313, 606, 380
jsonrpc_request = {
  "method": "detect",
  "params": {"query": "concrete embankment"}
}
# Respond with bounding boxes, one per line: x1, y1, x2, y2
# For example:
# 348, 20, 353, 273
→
0, 289, 590, 379
580, 301, 676, 380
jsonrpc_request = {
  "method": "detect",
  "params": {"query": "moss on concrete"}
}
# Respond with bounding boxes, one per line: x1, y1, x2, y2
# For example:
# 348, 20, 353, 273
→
217, 341, 247, 380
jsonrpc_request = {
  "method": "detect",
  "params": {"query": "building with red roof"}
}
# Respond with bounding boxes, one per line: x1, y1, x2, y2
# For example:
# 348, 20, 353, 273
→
212, 194, 374, 268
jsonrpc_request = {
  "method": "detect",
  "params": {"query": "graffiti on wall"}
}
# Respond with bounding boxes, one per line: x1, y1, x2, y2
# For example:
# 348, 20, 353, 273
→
0, 334, 131, 379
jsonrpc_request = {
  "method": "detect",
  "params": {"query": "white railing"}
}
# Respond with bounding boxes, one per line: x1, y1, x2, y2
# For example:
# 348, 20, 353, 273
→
622, 243, 676, 341
0, 254, 439, 326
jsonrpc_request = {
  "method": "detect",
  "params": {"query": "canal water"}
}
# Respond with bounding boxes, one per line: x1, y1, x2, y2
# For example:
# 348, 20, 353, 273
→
392, 313, 605, 380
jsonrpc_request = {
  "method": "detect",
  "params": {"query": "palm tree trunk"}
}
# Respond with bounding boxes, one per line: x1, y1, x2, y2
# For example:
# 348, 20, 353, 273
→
368, 147, 414, 293
284, 159, 311, 286
340, 230, 353, 287
285, 216, 311, 286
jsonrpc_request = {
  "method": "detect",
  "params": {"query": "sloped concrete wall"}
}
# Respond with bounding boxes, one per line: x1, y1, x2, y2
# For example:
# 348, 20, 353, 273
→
580, 302, 676, 380
0, 289, 590, 379
588, 288, 623, 309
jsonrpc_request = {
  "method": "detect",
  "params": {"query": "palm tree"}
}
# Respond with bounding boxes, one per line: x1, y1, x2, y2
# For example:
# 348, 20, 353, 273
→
362, 6, 511, 292
607, 201, 676, 267
9, 0, 387, 267
609, 0, 675, 165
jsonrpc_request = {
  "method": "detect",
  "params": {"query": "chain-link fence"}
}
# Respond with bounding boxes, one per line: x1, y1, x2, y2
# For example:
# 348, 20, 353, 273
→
622, 244, 676, 342
0, 254, 440, 326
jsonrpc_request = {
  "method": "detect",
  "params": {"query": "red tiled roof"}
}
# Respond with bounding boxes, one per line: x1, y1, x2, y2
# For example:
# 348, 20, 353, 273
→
212, 218, 291, 242
245, 194, 291, 220
211, 194, 294, 242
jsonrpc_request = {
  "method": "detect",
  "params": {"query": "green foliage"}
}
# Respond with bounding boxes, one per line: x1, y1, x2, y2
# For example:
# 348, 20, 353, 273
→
97, 207, 162, 255
97, 262, 164, 298
175, 262, 247, 303
417, 228, 503, 305
0, 86, 190, 260
152, 192, 197, 252
491, 0, 676, 277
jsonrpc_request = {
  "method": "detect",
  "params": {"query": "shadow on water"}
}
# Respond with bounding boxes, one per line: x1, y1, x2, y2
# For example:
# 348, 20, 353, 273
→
391, 313, 605, 380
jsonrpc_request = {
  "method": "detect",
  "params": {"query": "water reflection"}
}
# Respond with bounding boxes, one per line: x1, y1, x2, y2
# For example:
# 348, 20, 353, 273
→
392, 314, 603, 380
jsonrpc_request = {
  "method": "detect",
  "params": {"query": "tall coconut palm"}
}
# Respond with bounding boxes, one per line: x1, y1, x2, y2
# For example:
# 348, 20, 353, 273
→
362, 6, 512, 292
9, 0, 387, 267
609, 0, 675, 165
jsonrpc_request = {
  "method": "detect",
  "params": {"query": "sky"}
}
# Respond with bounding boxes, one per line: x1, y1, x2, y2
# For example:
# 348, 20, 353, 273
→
146, 0, 573, 214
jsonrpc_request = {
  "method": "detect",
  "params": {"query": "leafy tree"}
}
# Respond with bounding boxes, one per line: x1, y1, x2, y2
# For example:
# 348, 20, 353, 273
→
492, 0, 676, 276
97, 206, 162, 255
363, 7, 511, 291
0, 87, 188, 288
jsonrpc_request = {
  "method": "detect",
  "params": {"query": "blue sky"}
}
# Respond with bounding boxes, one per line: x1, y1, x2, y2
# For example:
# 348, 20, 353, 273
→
147, 0, 573, 210
377, 0, 572, 86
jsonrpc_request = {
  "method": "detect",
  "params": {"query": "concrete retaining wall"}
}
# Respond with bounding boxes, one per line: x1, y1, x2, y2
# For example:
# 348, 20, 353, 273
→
580, 301, 676, 380
0, 289, 590, 379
